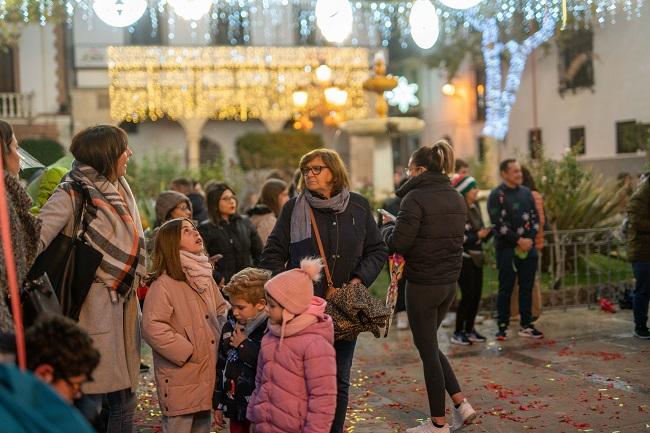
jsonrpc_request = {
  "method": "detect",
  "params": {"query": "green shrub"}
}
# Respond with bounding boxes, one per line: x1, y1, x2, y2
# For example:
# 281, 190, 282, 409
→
236, 131, 322, 171
19, 138, 66, 166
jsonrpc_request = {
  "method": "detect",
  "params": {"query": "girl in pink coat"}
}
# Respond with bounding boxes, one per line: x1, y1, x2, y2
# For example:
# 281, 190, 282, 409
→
247, 258, 337, 433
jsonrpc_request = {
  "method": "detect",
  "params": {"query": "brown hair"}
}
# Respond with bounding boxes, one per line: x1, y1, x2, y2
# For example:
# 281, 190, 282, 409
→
258, 178, 288, 216
70, 125, 128, 179
223, 267, 270, 304
410, 140, 455, 174
0, 119, 14, 169
297, 148, 350, 193
205, 182, 236, 224
148, 218, 192, 283
521, 165, 537, 191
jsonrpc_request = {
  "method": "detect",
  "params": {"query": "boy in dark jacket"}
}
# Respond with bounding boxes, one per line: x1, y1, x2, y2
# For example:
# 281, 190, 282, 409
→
213, 268, 270, 433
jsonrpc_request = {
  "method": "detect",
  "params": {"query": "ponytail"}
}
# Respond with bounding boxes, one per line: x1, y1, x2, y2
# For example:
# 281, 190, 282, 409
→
410, 140, 455, 174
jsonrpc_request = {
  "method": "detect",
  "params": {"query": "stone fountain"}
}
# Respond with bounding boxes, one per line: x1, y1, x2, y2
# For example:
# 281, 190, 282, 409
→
340, 52, 425, 201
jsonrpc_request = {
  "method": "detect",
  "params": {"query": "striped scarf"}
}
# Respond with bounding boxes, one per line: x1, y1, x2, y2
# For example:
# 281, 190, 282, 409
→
62, 161, 145, 297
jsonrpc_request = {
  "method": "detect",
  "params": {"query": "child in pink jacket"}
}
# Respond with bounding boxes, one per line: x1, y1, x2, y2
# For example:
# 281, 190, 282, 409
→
247, 258, 337, 433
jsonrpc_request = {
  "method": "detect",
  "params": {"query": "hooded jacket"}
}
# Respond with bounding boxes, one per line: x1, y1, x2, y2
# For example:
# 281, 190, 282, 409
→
382, 171, 466, 285
627, 174, 650, 262
246, 297, 336, 433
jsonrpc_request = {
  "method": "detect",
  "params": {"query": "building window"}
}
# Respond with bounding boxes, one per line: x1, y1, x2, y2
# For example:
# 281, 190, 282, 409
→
558, 29, 594, 95
475, 69, 486, 121
616, 120, 649, 154
213, 7, 250, 45
569, 127, 586, 154
0, 47, 17, 92
127, 9, 163, 45
528, 128, 543, 159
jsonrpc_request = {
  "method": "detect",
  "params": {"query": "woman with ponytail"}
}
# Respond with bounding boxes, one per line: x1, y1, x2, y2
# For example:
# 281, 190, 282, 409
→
382, 141, 476, 433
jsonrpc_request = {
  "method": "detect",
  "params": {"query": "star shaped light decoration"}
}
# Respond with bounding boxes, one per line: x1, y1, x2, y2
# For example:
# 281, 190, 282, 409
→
384, 76, 419, 113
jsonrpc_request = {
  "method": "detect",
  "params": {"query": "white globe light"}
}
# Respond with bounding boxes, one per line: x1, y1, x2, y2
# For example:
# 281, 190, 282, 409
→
409, 0, 440, 49
93, 0, 147, 28
168, 0, 213, 21
315, 0, 353, 44
438, 0, 482, 10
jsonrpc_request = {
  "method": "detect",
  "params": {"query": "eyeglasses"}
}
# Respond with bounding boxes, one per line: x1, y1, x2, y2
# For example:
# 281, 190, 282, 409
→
62, 376, 89, 398
301, 165, 329, 176
175, 203, 191, 212
220, 195, 236, 202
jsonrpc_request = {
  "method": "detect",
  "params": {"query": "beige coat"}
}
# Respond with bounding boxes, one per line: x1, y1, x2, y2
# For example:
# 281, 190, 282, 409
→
142, 273, 227, 417
39, 185, 142, 394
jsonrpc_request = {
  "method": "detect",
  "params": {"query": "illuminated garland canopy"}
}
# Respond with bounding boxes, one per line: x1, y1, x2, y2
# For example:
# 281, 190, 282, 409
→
108, 46, 369, 123
0, 0, 645, 49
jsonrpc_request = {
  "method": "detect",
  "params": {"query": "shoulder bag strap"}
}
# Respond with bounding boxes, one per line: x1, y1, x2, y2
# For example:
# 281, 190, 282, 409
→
308, 207, 335, 297
70, 183, 87, 241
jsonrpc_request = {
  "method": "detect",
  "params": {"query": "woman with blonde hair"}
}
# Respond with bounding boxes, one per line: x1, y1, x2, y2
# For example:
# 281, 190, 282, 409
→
261, 148, 387, 433
382, 141, 476, 433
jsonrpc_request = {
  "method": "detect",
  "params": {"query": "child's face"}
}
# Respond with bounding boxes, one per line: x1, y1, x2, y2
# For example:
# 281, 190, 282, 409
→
230, 296, 266, 325
178, 220, 204, 254
265, 294, 284, 325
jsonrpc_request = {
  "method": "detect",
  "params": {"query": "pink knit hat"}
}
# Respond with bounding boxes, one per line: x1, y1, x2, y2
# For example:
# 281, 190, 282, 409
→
265, 258, 323, 341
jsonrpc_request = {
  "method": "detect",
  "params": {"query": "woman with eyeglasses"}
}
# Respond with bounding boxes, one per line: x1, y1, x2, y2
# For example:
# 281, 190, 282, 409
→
145, 191, 194, 256
0, 119, 41, 333
260, 148, 387, 433
382, 141, 476, 433
198, 182, 263, 285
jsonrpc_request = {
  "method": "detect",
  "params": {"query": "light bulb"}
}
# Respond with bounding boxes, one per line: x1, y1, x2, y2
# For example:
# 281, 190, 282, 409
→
315, 64, 333, 84
315, 0, 353, 44
409, 0, 440, 49
292, 90, 309, 108
439, 0, 482, 10
168, 0, 213, 21
93, 0, 147, 28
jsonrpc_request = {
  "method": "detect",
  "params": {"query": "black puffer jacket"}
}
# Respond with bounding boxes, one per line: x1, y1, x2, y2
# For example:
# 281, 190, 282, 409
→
260, 192, 387, 298
198, 215, 263, 284
382, 171, 466, 285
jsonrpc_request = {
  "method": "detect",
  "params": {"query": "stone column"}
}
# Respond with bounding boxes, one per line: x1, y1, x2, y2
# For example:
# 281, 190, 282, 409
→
178, 117, 207, 169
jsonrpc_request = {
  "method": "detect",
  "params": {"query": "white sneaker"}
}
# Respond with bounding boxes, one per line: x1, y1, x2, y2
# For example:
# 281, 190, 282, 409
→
451, 399, 477, 431
475, 314, 485, 324
406, 419, 450, 433
396, 311, 409, 330
441, 312, 455, 328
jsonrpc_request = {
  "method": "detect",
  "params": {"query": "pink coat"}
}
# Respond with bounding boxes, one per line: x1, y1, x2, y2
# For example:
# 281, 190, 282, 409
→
247, 298, 337, 433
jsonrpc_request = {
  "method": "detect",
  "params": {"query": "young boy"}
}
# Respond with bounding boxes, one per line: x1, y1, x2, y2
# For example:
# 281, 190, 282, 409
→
213, 267, 270, 433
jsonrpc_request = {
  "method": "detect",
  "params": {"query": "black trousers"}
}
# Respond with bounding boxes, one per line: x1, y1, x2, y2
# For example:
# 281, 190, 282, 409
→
455, 257, 483, 333
406, 281, 462, 417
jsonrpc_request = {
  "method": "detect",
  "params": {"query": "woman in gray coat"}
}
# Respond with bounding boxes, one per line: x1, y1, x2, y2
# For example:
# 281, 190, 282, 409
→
39, 125, 145, 433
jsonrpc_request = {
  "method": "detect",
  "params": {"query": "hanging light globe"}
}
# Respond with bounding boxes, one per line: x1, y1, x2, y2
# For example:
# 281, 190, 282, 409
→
409, 0, 440, 49
438, 0, 482, 9
168, 0, 213, 21
93, 0, 147, 28
315, 0, 354, 44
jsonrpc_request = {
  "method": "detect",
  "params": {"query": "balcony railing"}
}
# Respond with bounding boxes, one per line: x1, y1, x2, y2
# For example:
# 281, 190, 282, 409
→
0, 92, 33, 119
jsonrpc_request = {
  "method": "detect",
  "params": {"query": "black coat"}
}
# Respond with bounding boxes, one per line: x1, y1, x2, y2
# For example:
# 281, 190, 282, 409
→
382, 171, 466, 286
198, 215, 263, 284
213, 314, 267, 421
260, 192, 388, 298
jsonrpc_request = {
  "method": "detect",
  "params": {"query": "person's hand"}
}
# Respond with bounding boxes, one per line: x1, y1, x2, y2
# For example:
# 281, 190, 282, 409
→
213, 409, 225, 428
382, 214, 393, 225
348, 277, 363, 286
209, 254, 223, 266
478, 228, 491, 239
517, 237, 533, 252
229, 326, 247, 348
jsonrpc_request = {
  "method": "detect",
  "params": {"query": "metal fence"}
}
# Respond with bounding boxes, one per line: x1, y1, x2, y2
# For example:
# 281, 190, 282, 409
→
479, 226, 634, 312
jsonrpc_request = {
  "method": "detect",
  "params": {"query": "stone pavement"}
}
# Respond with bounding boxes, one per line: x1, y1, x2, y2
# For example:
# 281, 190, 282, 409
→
135, 307, 650, 433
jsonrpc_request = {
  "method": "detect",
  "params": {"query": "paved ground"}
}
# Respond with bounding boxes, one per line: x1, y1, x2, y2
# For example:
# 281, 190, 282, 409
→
135, 307, 650, 433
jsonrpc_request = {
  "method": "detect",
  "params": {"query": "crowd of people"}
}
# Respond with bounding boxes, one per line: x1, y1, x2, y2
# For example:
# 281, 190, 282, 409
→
0, 119, 649, 433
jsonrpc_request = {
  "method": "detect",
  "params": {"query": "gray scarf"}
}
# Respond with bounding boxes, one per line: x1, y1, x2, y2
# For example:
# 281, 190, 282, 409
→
290, 188, 351, 245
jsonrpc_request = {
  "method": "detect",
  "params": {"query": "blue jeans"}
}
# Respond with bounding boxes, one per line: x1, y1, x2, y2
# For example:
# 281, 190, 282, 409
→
496, 248, 538, 328
76, 389, 136, 433
632, 262, 650, 330
330, 338, 357, 433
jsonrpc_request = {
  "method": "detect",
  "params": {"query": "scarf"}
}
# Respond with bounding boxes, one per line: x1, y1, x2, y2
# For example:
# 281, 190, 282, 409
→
179, 250, 213, 293
267, 296, 325, 346
62, 161, 145, 297
0, 174, 41, 332
244, 310, 269, 335
289, 188, 350, 245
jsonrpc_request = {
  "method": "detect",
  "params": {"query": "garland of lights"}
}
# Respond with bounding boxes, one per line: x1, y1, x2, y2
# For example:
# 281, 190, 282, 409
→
0, 0, 645, 50
108, 46, 369, 123
468, 12, 558, 140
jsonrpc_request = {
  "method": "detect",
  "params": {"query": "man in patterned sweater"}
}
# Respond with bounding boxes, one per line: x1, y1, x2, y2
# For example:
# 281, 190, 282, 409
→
488, 159, 543, 341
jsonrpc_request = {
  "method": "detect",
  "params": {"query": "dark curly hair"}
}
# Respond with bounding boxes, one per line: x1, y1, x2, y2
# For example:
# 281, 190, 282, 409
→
25, 315, 100, 380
